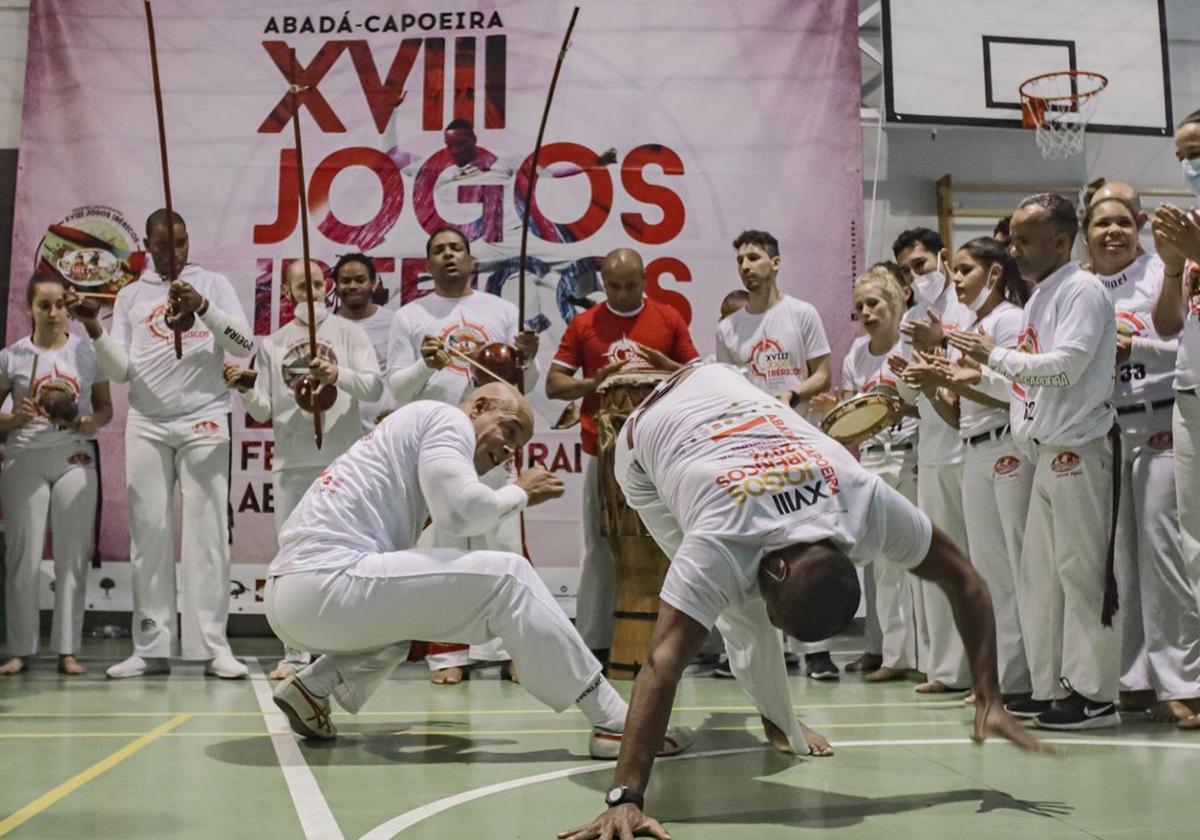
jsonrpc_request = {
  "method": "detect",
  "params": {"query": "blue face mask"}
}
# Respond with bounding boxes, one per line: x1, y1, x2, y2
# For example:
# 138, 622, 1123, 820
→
1184, 157, 1200, 197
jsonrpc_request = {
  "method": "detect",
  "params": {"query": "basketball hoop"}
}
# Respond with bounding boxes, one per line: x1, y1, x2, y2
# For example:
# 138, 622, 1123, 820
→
1019, 70, 1108, 159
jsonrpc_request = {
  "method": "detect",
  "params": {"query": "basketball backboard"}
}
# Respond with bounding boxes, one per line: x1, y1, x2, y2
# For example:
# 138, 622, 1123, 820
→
882, 0, 1173, 135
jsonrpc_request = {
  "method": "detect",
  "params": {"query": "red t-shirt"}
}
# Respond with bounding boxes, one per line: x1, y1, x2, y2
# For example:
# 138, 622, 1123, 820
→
552, 299, 700, 454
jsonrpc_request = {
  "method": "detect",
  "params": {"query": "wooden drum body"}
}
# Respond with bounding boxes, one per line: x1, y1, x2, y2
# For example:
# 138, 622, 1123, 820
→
595, 371, 670, 679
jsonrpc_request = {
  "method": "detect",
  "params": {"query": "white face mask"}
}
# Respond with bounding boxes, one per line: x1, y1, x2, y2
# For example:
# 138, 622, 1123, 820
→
1184, 157, 1200, 198
966, 266, 1001, 313
911, 253, 945, 305
293, 300, 326, 324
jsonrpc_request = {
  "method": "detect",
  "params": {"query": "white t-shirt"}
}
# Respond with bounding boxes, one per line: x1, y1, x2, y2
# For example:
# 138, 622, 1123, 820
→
616, 364, 932, 631
238, 311, 381, 472
840, 335, 917, 448
987, 262, 1116, 447
101, 264, 252, 422
897, 278, 971, 465
269, 401, 527, 574
715, 295, 830, 397
1173, 222, 1200, 390
1095, 253, 1177, 408
386, 290, 521, 405
338, 305, 396, 428
957, 302, 1023, 439
0, 334, 105, 454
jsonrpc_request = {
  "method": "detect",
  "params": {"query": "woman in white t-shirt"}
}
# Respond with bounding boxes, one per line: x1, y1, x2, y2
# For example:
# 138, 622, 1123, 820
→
919, 238, 1033, 702
811, 264, 919, 682
0, 274, 112, 675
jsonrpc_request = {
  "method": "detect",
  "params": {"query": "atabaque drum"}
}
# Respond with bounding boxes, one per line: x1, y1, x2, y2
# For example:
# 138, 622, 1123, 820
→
595, 370, 671, 679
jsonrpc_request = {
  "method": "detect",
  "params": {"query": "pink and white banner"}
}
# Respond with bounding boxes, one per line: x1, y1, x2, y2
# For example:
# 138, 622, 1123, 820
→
10, 0, 863, 592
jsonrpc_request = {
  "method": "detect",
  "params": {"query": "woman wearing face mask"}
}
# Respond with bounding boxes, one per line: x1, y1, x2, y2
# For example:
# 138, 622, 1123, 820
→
915, 238, 1033, 706
811, 265, 919, 682
0, 274, 112, 676
1085, 194, 1200, 725
223, 259, 382, 679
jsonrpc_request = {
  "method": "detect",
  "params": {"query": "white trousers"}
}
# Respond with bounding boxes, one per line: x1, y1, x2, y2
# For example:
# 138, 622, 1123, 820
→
1021, 434, 1119, 702
125, 412, 232, 661
1116, 409, 1200, 700
961, 433, 1033, 695
1176, 391, 1200, 618
265, 546, 602, 713
860, 445, 919, 670
1, 442, 98, 657
575, 454, 619, 650
914, 463, 970, 688
274, 466, 326, 668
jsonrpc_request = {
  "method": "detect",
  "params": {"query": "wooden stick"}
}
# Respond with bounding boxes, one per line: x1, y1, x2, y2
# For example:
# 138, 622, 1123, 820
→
143, 1, 183, 360
515, 6, 580, 392
442, 341, 508, 385
288, 55, 324, 450
72, 292, 119, 301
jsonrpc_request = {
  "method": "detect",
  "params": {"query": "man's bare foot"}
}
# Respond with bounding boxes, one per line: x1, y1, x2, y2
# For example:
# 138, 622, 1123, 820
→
500, 660, 519, 683
269, 663, 298, 680
431, 666, 466, 685
1177, 714, 1200, 730
1148, 698, 1200, 723
864, 666, 906, 683
1117, 689, 1155, 712
916, 680, 953, 693
58, 655, 86, 675
845, 653, 883, 673
801, 724, 834, 757
0, 657, 26, 675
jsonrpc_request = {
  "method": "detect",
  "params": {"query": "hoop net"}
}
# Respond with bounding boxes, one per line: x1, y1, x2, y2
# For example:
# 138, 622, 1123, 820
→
1019, 70, 1108, 159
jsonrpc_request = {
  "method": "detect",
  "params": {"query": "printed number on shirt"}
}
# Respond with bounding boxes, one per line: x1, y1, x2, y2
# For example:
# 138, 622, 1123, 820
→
1023, 400, 1036, 421
1118, 364, 1146, 383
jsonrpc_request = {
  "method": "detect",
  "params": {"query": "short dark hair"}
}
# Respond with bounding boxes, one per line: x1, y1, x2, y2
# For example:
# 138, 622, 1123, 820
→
1018, 192, 1079, 241
959, 236, 1029, 306
446, 118, 473, 133
732, 230, 780, 258
993, 216, 1011, 239
722, 289, 749, 307
1082, 195, 1141, 232
762, 542, 861, 642
425, 226, 471, 257
333, 252, 377, 281
891, 227, 944, 258
145, 208, 185, 238
1179, 108, 1200, 127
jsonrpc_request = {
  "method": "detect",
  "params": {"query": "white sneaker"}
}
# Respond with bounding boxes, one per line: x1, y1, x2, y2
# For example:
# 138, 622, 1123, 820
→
106, 655, 171, 679
273, 674, 337, 739
205, 654, 248, 679
589, 725, 695, 760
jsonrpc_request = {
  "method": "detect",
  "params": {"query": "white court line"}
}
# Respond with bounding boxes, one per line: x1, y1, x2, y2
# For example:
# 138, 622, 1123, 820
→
359, 736, 1200, 839
247, 659, 345, 840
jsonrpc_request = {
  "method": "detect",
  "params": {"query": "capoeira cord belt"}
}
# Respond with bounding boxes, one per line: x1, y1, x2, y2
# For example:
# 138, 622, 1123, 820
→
1101, 422, 1122, 627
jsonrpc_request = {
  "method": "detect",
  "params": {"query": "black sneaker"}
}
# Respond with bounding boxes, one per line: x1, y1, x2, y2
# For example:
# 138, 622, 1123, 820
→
1034, 680, 1120, 731
712, 655, 734, 679
805, 652, 840, 681
1004, 697, 1053, 719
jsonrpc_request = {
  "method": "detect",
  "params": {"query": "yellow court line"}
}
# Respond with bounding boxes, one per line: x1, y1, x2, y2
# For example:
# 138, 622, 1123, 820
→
0, 713, 191, 837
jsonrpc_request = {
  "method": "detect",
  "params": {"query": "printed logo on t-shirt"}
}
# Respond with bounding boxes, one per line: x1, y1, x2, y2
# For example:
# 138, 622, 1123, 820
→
709, 411, 840, 509
747, 337, 801, 381
1186, 263, 1200, 317
316, 469, 343, 494
281, 340, 338, 388
1050, 451, 1081, 474
146, 302, 208, 342
68, 451, 93, 466
192, 420, 221, 436
603, 337, 653, 370
1011, 325, 1042, 401
31, 366, 82, 420
1115, 311, 1147, 338
1148, 431, 1173, 452
438, 318, 492, 376
993, 455, 1021, 476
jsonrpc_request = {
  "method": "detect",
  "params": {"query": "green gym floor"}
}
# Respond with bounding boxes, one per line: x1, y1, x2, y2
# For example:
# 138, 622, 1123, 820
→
1, 636, 1196, 840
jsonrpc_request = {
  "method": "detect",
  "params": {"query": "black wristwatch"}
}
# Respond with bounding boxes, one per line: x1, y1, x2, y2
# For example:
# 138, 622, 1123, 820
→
605, 786, 644, 809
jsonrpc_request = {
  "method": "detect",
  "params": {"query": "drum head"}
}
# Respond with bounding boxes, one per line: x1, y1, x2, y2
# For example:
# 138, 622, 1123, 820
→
820, 394, 896, 444
596, 370, 671, 393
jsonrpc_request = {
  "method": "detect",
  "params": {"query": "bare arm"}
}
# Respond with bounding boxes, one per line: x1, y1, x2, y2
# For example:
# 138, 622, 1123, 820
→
87, 381, 114, 429
545, 364, 594, 401
787, 353, 831, 405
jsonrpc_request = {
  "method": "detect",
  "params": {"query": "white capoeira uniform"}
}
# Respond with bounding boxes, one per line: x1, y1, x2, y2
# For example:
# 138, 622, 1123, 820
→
716, 294, 832, 657
1100, 253, 1200, 700
896, 279, 972, 689
841, 335, 919, 671
956, 302, 1033, 695
1172, 251, 1200, 622
339, 305, 395, 429
264, 401, 603, 716
616, 364, 933, 754
93, 264, 253, 660
238, 305, 382, 528
386, 290, 539, 669
0, 336, 102, 658
986, 261, 1118, 702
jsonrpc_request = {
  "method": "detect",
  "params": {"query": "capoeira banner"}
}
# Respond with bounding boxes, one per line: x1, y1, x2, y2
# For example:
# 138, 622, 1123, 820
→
10, 0, 862, 592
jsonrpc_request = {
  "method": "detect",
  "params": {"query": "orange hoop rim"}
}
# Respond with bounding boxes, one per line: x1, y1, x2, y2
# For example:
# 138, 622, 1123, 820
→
1019, 70, 1108, 128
